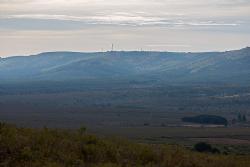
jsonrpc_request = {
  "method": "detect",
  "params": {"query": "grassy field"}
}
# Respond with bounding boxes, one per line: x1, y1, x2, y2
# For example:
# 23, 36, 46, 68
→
1, 123, 250, 167
90, 126, 250, 154
1, 85, 250, 129
1, 84, 250, 155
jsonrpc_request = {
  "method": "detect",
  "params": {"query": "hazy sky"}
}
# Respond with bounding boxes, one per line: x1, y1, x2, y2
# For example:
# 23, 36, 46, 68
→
0, 0, 250, 57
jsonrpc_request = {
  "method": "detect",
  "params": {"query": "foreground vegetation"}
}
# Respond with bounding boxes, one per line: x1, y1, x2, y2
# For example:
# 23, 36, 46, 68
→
1, 123, 250, 167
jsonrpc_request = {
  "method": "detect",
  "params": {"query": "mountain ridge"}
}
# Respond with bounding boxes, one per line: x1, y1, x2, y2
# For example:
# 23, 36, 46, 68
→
0, 47, 250, 84
2, 46, 249, 59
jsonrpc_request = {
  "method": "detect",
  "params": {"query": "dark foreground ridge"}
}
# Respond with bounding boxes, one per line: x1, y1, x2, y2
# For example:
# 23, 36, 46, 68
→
0, 123, 250, 167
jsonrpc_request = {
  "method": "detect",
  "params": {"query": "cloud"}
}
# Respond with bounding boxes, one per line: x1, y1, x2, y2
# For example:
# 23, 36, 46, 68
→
146, 44, 191, 48
1, 0, 249, 28
0, 0, 249, 56
0, 13, 241, 30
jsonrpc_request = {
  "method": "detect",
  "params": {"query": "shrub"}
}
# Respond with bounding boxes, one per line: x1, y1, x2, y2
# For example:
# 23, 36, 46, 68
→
194, 142, 220, 154
194, 142, 213, 152
182, 115, 228, 126
0, 124, 249, 167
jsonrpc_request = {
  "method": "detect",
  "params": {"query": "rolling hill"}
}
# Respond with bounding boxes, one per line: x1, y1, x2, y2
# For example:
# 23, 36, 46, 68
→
0, 47, 250, 84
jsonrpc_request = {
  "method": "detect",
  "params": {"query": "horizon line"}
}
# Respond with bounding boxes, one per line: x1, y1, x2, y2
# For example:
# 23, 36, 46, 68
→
1, 46, 249, 58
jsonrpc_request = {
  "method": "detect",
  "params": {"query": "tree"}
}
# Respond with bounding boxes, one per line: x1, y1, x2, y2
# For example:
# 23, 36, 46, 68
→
78, 126, 87, 135
242, 115, 247, 122
182, 115, 228, 126
194, 142, 220, 154
238, 113, 242, 122
194, 142, 212, 152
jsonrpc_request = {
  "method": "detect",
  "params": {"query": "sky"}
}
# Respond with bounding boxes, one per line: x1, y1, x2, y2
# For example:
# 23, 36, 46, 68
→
0, 0, 250, 57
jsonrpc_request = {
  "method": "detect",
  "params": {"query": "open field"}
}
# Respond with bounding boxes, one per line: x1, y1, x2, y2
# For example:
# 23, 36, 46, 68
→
1, 83, 250, 128
91, 126, 250, 151
1, 83, 250, 154
2, 123, 250, 167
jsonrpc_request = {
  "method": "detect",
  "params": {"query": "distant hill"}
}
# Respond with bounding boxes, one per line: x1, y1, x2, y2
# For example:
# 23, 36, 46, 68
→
0, 47, 250, 84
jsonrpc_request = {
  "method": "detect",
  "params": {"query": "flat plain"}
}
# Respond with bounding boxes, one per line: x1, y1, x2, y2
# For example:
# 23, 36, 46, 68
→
1, 82, 250, 154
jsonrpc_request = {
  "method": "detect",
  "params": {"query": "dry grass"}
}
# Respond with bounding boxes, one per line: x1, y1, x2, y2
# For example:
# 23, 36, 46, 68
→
1, 123, 250, 167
